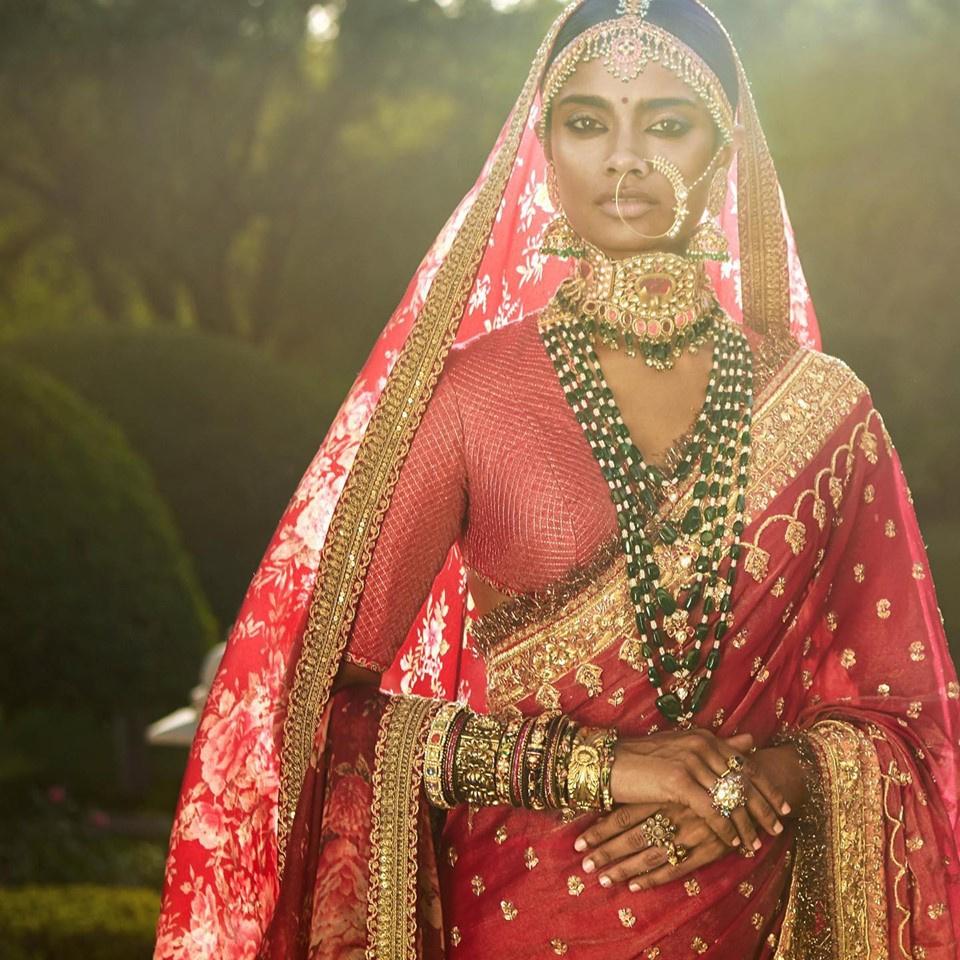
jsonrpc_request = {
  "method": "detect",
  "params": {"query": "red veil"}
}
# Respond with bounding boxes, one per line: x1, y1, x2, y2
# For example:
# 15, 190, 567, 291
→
153, 3, 956, 958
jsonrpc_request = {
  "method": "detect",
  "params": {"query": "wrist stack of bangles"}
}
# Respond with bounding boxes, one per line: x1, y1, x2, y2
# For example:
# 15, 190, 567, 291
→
424, 704, 618, 814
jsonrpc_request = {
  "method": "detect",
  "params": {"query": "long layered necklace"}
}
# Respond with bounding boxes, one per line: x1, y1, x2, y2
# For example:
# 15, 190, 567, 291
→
540, 253, 755, 727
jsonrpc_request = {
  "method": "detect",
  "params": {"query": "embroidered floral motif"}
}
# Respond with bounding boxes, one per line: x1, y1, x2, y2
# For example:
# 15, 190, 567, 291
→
471, 875, 485, 896
500, 900, 518, 921
575, 663, 603, 698
494, 825, 508, 845
608, 687, 625, 707
685, 878, 701, 896
567, 875, 585, 896
551, 940, 568, 956
885, 519, 897, 538
738, 881, 754, 897
853, 563, 865, 583
691, 936, 709, 954
840, 649, 857, 670
450, 926, 462, 947
910, 641, 926, 663
619, 907, 637, 928
771, 577, 786, 597
524, 846, 539, 870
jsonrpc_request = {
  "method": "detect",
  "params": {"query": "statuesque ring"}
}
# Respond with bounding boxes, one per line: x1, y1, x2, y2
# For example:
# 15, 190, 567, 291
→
727, 753, 745, 773
710, 770, 746, 818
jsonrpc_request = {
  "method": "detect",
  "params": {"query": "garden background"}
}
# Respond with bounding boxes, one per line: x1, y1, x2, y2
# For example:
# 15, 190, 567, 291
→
1, 0, 958, 954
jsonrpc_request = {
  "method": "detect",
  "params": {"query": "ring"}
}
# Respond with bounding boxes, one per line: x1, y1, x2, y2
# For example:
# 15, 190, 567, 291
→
666, 841, 688, 867
640, 812, 678, 847
710, 770, 746, 818
727, 754, 745, 773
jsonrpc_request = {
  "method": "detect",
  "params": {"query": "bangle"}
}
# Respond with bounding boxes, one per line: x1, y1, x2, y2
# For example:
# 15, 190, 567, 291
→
564, 726, 618, 812
454, 712, 503, 806
424, 703, 466, 809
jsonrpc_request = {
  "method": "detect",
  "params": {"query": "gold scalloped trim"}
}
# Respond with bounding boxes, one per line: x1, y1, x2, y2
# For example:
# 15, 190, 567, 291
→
275, 4, 580, 870
365, 696, 442, 960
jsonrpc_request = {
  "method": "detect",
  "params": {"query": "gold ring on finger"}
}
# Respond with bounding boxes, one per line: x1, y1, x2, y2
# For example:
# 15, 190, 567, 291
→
727, 753, 745, 773
710, 770, 746, 818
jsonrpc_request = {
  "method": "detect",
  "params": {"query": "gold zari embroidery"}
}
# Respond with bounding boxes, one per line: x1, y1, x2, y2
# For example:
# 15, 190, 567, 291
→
774, 720, 889, 960
366, 696, 442, 960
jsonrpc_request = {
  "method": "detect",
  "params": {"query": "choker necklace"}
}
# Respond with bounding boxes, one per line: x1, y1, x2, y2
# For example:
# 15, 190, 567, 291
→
551, 244, 717, 371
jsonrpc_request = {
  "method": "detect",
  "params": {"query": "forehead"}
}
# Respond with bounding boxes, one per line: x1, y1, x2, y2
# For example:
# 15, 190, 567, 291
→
556, 58, 705, 110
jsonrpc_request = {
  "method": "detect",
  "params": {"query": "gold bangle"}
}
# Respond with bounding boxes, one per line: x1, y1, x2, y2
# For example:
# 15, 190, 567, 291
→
453, 712, 503, 807
423, 702, 465, 810
565, 726, 617, 812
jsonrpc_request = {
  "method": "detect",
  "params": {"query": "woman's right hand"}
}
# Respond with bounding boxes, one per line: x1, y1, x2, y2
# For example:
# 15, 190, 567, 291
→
608, 728, 788, 851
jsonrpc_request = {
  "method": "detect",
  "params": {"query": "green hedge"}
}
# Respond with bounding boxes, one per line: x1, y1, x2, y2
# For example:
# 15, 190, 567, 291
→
0, 885, 159, 960
0, 357, 216, 721
5, 327, 339, 625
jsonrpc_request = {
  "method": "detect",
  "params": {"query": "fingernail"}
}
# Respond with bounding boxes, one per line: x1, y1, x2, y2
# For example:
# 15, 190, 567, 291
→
781, 802, 792, 815
773, 821, 784, 834
583, 858, 595, 874
574, 838, 587, 852
629, 882, 641, 892
732, 837, 741, 846
753, 838, 762, 850
599, 875, 612, 888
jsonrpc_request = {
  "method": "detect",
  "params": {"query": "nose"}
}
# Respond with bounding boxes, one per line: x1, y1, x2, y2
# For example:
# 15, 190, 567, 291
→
605, 125, 652, 179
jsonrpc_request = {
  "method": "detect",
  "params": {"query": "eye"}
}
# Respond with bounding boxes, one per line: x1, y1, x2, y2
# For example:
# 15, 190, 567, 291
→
648, 117, 691, 137
565, 114, 607, 134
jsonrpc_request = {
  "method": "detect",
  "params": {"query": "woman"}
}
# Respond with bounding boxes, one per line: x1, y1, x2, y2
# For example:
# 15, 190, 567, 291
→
154, 2, 960, 958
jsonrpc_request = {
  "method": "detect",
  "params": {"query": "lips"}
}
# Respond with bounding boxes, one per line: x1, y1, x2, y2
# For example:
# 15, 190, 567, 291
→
597, 189, 658, 205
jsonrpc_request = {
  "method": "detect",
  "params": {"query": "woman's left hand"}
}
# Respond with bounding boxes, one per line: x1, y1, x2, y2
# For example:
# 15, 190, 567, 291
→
573, 745, 808, 892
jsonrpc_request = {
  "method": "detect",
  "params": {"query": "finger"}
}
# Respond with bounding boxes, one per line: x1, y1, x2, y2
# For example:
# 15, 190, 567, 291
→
575, 803, 659, 851
744, 753, 792, 818
723, 732, 754, 752
744, 779, 785, 839
671, 769, 740, 848
597, 845, 669, 887
630, 839, 727, 892
682, 755, 754, 849
728, 803, 762, 853
583, 822, 654, 875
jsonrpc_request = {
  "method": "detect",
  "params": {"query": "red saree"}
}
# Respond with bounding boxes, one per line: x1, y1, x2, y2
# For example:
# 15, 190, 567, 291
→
152, 3, 960, 959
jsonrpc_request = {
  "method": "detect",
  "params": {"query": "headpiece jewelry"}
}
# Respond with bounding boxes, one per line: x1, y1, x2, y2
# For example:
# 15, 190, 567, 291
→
537, 3, 736, 145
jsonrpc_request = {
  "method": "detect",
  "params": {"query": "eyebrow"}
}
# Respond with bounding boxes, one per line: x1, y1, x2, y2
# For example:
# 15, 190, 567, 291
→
555, 94, 700, 112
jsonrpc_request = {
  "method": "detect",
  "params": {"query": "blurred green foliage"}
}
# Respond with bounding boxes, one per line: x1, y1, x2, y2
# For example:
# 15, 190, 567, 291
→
0, 358, 216, 720
0, 0, 956, 638
6, 328, 342, 625
0, 884, 159, 960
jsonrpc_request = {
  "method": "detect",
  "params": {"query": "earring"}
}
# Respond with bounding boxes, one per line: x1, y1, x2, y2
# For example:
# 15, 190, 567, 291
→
686, 166, 730, 263
540, 163, 586, 259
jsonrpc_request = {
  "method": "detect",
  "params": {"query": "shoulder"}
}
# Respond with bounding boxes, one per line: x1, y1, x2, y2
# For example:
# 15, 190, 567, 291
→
440, 314, 543, 390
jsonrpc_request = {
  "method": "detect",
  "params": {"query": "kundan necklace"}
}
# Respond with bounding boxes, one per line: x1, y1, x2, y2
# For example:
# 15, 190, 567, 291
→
552, 244, 718, 371
539, 249, 755, 727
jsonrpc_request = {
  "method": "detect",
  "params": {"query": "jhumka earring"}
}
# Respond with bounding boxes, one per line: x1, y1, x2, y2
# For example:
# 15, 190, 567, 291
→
540, 163, 587, 259
685, 165, 731, 263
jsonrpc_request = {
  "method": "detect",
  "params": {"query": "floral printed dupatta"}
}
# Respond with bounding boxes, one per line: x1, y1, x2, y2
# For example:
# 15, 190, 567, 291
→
150, 3, 877, 958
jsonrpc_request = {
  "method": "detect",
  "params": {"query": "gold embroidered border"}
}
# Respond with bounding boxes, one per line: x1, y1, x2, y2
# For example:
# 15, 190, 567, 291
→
366, 696, 442, 960
744, 406, 881, 581
275, 4, 581, 869
774, 719, 888, 960
482, 550, 635, 713
747, 350, 867, 521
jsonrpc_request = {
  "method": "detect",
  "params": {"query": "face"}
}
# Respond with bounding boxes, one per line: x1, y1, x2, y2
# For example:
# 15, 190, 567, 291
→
546, 58, 739, 260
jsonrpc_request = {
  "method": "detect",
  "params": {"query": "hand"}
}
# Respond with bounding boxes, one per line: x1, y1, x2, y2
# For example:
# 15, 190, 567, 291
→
607, 729, 791, 852
575, 800, 742, 892
574, 744, 805, 892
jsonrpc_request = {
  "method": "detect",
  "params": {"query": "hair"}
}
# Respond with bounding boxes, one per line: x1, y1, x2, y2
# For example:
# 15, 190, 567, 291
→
544, 0, 740, 113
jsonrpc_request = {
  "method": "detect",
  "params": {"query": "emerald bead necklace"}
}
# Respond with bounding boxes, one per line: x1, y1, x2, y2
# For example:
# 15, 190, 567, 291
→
540, 300, 754, 727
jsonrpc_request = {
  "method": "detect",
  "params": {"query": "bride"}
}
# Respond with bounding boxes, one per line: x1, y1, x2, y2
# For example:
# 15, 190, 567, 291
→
155, 2, 960, 957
